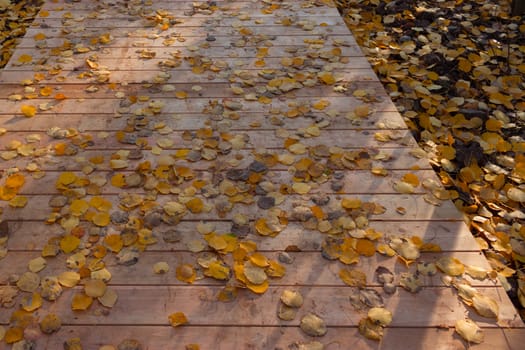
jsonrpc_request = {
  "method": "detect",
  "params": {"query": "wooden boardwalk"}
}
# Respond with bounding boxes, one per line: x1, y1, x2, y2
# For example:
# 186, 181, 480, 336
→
0, 0, 524, 348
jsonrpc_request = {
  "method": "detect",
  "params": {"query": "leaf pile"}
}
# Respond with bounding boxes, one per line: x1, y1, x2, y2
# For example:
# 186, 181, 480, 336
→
0, 0, 44, 68
336, 0, 525, 318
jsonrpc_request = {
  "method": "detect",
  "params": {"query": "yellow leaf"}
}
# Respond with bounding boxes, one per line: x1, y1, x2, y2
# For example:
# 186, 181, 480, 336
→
249, 252, 269, 267
110, 173, 126, 188
84, 279, 106, 298
355, 239, 376, 257
40, 86, 53, 96
90, 196, 112, 212
266, 260, 286, 278
245, 279, 269, 294
104, 234, 123, 253
186, 198, 204, 214
21, 293, 43, 312
401, 173, 420, 187
339, 268, 367, 287
175, 91, 188, 99
17, 54, 33, 64
56, 172, 78, 188
204, 261, 230, 280
34, 33, 46, 41
70, 199, 89, 216
60, 235, 80, 254
92, 212, 110, 227
176, 264, 196, 284
341, 197, 362, 209
21, 105, 37, 118
318, 71, 336, 85
71, 293, 93, 311
168, 312, 188, 327
58, 271, 80, 287
312, 99, 330, 110
4, 327, 24, 344
8, 195, 27, 208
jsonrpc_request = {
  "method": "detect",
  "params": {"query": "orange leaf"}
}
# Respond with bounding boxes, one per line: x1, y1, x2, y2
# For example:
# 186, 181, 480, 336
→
168, 312, 188, 327
21, 105, 37, 118
17, 54, 33, 64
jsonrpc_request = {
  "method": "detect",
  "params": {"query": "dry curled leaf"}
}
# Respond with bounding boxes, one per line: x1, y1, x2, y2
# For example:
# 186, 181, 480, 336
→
300, 313, 327, 337
168, 312, 188, 327
455, 318, 484, 344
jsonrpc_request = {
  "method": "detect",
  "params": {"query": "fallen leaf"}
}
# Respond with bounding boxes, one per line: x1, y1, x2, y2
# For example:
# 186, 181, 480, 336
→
168, 312, 188, 327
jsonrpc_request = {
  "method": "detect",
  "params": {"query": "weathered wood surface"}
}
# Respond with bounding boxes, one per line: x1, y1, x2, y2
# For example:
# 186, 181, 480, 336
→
0, 0, 524, 349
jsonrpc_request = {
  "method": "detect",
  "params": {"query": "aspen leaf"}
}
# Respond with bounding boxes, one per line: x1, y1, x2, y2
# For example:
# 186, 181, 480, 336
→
186, 198, 204, 213
39, 313, 62, 334
368, 307, 392, 326
17, 54, 32, 64
280, 290, 303, 308
168, 312, 188, 327
455, 318, 484, 344
28, 256, 46, 273
243, 262, 267, 285
92, 212, 110, 227
300, 313, 327, 337
245, 279, 269, 294
204, 261, 230, 280
5, 173, 25, 188
153, 262, 170, 274
4, 327, 23, 344
393, 181, 415, 194
98, 288, 118, 308
20, 292, 43, 312
104, 234, 123, 253
84, 279, 106, 298
60, 235, 80, 254
58, 271, 80, 287
71, 293, 93, 311
292, 182, 311, 194
176, 264, 196, 283
339, 268, 367, 287
354, 104, 370, 118
175, 91, 188, 99
8, 195, 27, 208
436, 256, 465, 276
472, 293, 499, 318
70, 199, 89, 216
21, 105, 37, 117
318, 71, 336, 85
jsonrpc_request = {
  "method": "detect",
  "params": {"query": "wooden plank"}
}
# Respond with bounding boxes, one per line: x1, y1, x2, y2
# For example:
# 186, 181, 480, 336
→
15, 326, 525, 350
0, 55, 373, 73
32, 13, 345, 25
24, 22, 353, 37
0, 110, 408, 132
1, 62, 378, 83
0, 251, 499, 287
0, 286, 519, 328
14, 34, 356, 50
5, 220, 482, 252
12, 169, 436, 195
1, 97, 397, 116
0, 130, 415, 150
0, 82, 391, 100
0, 148, 432, 172
0, 194, 464, 221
